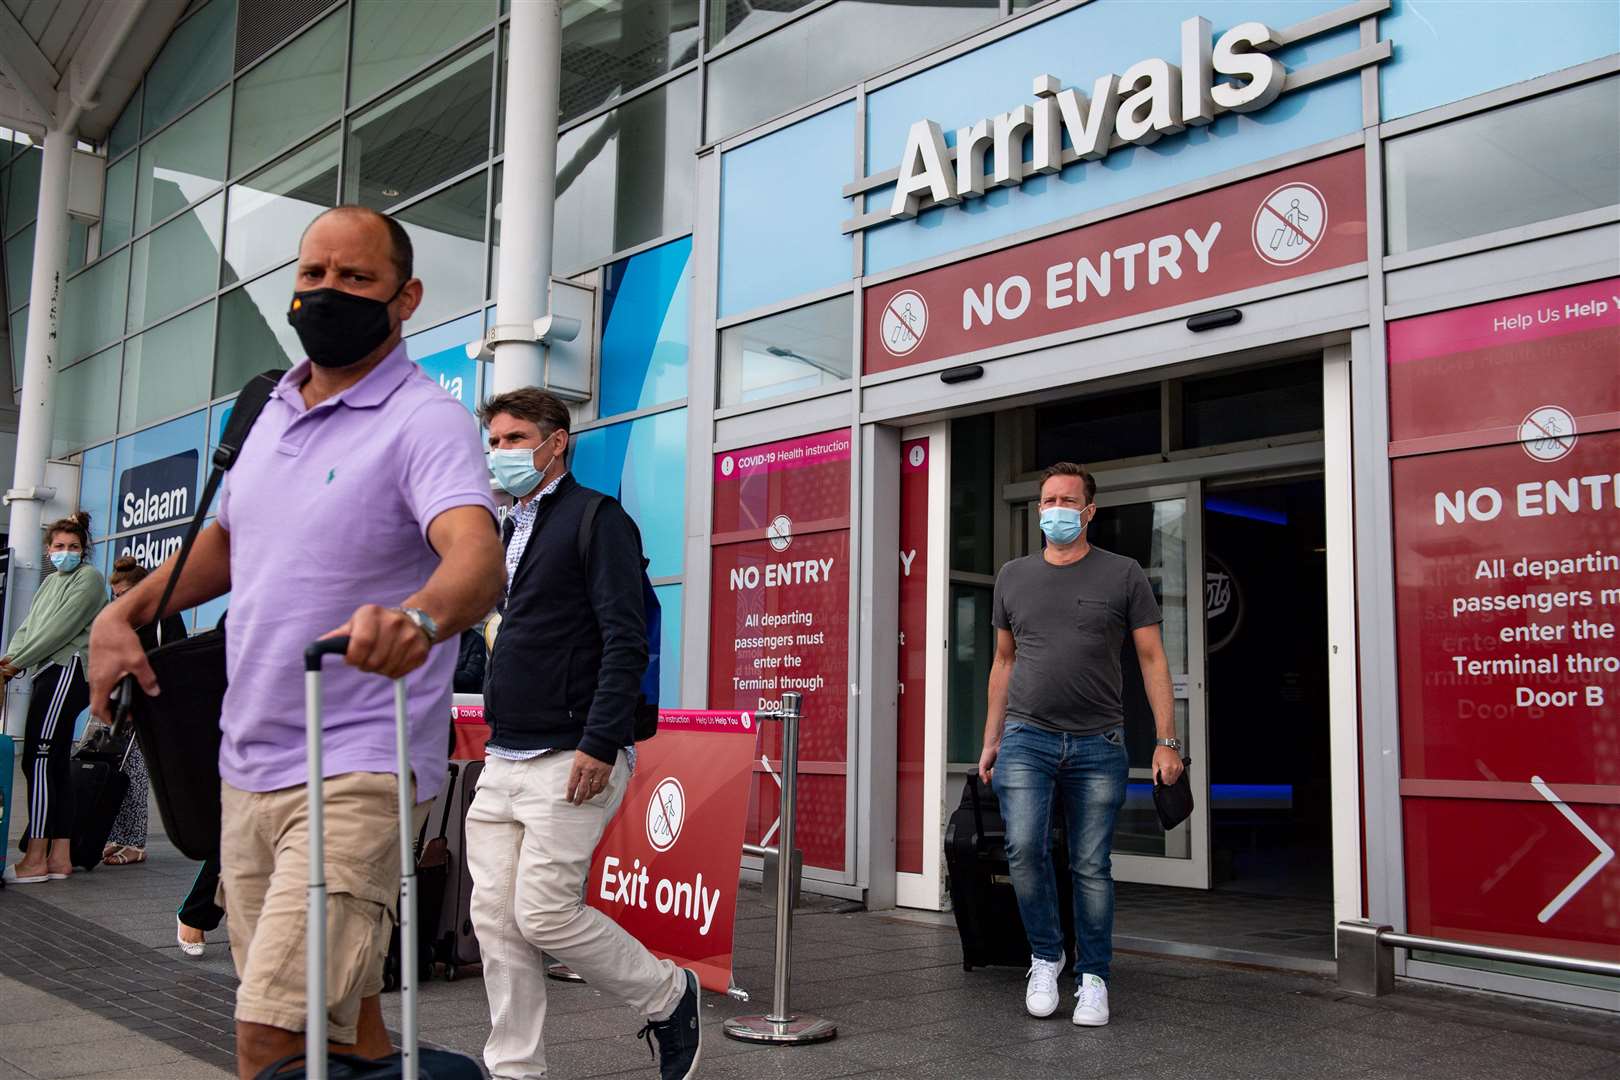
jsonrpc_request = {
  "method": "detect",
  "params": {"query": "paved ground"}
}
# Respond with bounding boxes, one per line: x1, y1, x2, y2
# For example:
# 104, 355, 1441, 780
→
5, 779, 1620, 1079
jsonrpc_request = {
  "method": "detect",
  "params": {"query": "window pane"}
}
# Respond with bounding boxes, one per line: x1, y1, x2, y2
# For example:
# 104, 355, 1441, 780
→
78, 442, 115, 545
9, 305, 25, 389
351, 0, 496, 106
68, 218, 89, 272
396, 172, 487, 332
570, 407, 687, 577
128, 193, 224, 331
1386, 76, 1620, 255
5, 223, 32, 312
1036, 386, 1161, 465
108, 88, 141, 160
143, 0, 236, 136
62, 248, 130, 361
121, 302, 216, 429
5, 146, 40, 234
216, 263, 301, 395
231, 9, 347, 178
949, 413, 995, 576
552, 72, 697, 273
101, 154, 137, 252
136, 89, 230, 233
560, 0, 699, 121
718, 294, 851, 407
652, 583, 683, 708
947, 582, 993, 764
708, 0, 815, 49
706, 0, 998, 140
53, 347, 122, 456
345, 37, 493, 210
600, 236, 690, 415
224, 129, 339, 286
1181, 359, 1322, 448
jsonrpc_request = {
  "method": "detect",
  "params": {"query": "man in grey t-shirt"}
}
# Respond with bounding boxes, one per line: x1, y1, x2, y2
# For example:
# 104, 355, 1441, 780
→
979, 462, 1183, 1028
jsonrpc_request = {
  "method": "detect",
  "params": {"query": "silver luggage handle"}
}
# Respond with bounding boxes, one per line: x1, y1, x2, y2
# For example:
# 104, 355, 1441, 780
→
303, 638, 419, 1080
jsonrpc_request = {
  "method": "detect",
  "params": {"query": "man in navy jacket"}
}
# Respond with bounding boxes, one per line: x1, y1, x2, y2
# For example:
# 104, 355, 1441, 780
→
467, 388, 700, 1080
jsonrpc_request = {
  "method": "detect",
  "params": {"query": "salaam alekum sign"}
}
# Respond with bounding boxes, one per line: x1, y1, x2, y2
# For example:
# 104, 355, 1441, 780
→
843, 0, 1391, 233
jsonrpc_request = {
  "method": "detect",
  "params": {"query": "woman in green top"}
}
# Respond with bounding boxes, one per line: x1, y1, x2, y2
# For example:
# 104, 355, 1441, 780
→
1, 512, 107, 883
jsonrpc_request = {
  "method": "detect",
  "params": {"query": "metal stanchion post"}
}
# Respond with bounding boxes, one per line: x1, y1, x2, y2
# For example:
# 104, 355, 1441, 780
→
723, 692, 837, 1045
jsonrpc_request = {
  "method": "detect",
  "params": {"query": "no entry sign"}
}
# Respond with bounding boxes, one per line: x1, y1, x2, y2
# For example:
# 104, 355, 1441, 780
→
862, 150, 1366, 374
1390, 278, 1620, 960
587, 710, 760, 993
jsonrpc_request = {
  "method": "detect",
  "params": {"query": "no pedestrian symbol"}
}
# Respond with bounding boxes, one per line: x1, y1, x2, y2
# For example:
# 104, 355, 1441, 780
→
881, 290, 928, 356
646, 777, 686, 852
1252, 182, 1326, 267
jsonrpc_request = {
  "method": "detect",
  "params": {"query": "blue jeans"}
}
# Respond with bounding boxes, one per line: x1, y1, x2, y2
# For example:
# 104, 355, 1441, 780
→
991, 721, 1129, 982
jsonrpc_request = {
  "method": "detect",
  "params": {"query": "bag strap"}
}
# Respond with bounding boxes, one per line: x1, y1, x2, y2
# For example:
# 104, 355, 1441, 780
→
436, 762, 460, 841
576, 491, 606, 570
153, 369, 281, 623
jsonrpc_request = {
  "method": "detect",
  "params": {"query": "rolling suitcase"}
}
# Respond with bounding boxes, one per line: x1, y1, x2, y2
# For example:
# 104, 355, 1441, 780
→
253, 638, 481, 1080
438, 759, 482, 980
945, 774, 1076, 971
384, 763, 459, 992
68, 723, 136, 870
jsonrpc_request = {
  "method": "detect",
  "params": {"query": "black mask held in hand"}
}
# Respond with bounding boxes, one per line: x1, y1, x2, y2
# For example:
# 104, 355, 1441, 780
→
286, 284, 403, 368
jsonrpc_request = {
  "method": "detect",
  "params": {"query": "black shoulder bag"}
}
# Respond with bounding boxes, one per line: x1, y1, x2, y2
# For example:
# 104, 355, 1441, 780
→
114, 370, 281, 861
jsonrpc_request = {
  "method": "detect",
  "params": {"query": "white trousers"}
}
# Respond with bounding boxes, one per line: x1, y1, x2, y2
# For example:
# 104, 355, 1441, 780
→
466, 751, 685, 1080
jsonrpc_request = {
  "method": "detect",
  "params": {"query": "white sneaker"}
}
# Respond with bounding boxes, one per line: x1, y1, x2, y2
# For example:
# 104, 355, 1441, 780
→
1072, 973, 1110, 1026
1024, 956, 1064, 1017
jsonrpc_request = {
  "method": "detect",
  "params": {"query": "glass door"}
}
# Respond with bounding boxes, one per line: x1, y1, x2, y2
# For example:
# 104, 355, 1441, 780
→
1022, 481, 1211, 888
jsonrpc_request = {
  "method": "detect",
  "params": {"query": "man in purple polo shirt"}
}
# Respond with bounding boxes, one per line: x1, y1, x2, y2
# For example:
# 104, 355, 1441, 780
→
89, 206, 504, 1079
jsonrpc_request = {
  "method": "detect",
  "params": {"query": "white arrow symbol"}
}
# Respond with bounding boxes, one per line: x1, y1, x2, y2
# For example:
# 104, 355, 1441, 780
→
1530, 776, 1615, 924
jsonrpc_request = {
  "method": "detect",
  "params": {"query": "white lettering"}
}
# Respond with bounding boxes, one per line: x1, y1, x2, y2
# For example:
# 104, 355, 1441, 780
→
964, 284, 994, 329
996, 275, 1031, 320
1179, 17, 1215, 126
1055, 76, 1119, 161
1183, 222, 1221, 271
1147, 233, 1183, 285
1115, 57, 1184, 144
900, 549, 918, 577
1046, 262, 1074, 309
1113, 242, 1146, 291
955, 118, 994, 199
891, 120, 957, 219
992, 105, 1035, 188
1211, 21, 1285, 112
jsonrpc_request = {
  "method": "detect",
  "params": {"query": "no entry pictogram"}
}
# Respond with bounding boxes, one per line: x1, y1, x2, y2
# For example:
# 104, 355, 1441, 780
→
646, 776, 686, 852
880, 290, 928, 356
1252, 182, 1326, 266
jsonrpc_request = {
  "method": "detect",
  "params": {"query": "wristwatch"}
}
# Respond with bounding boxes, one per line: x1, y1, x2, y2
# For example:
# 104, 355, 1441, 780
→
1155, 737, 1183, 752
396, 606, 440, 645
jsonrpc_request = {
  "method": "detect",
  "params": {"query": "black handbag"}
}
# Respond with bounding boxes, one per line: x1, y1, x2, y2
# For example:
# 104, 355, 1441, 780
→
115, 370, 282, 862
1152, 757, 1194, 831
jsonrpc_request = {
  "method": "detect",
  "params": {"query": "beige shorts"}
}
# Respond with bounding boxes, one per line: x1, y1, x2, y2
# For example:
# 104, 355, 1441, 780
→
221, 772, 423, 1044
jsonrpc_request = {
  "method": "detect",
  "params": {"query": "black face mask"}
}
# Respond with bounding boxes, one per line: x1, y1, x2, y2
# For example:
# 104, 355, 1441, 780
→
286, 285, 402, 369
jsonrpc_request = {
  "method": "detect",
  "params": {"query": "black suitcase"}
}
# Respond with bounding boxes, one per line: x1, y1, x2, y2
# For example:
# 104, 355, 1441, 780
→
68, 725, 135, 870
384, 764, 459, 992
438, 760, 482, 980
255, 639, 481, 1080
945, 775, 1076, 971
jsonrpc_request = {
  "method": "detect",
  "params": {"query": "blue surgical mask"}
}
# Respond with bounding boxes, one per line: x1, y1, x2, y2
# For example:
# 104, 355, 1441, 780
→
488, 447, 543, 498
50, 551, 82, 573
1039, 507, 1087, 545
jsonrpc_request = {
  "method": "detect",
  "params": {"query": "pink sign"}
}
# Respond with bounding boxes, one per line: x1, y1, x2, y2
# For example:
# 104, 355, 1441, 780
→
713, 430, 853, 481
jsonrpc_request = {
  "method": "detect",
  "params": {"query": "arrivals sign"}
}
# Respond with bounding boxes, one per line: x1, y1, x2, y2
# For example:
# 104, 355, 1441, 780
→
863, 150, 1366, 373
710, 430, 852, 872
1391, 278, 1619, 961
587, 710, 760, 993
848, 0, 1391, 233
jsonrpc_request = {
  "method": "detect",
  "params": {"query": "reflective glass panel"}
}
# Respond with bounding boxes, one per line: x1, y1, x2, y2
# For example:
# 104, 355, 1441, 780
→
706, 0, 998, 140
62, 248, 130, 362
1386, 76, 1620, 254
949, 413, 995, 576
9, 305, 25, 389
351, 0, 497, 106
53, 347, 122, 456
101, 154, 137, 253
136, 89, 230, 233
143, 0, 236, 136
5, 223, 32, 312
718, 294, 851, 407
570, 407, 687, 577
128, 193, 225, 331
78, 442, 115, 545
223, 129, 339, 286
559, 0, 699, 121
708, 0, 816, 49
1181, 360, 1322, 448
5, 146, 40, 235
551, 72, 697, 273
599, 236, 690, 415
216, 262, 301, 395
652, 583, 683, 708
946, 582, 993, 764
108, 88, 141, 160
121, 302, 216, 429
231, 8, 347, 178
345, 37, 494, 210
394, 172, 487, 332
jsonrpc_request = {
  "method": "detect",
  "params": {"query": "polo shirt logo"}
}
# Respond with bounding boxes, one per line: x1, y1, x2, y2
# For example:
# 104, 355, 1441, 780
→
327, 468, 337, 484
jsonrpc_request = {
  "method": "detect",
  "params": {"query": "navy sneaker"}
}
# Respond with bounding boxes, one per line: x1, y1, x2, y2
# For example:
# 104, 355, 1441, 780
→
639, 968, 701, 1079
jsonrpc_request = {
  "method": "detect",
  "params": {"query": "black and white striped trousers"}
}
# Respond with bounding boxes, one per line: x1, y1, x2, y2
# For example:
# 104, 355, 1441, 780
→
21, 657, 89, 841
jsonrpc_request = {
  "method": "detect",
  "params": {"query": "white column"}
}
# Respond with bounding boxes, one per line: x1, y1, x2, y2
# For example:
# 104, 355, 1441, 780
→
3, 127, 74, 736
489, 0, 562, 395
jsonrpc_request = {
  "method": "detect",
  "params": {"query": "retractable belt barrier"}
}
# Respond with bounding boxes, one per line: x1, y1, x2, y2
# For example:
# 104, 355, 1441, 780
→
1336, 921, 1620, 997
